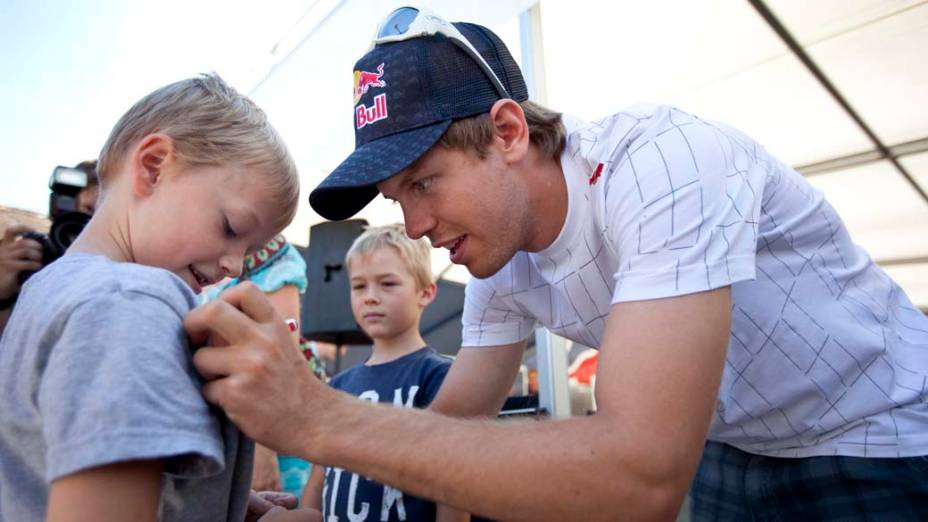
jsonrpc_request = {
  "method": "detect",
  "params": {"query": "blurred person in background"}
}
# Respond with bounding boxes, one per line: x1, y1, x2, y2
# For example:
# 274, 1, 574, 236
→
0, 160, 98, 336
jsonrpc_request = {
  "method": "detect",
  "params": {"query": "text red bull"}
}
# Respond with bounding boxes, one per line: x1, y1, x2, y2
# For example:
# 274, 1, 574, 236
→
356, 93, 388, 129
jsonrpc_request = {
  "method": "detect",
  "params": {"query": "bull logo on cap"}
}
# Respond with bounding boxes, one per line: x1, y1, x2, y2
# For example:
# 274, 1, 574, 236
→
353, 63, 386, 105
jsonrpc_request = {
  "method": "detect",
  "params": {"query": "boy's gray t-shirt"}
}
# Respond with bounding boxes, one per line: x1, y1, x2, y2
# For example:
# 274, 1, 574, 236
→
0, 254, 253, 521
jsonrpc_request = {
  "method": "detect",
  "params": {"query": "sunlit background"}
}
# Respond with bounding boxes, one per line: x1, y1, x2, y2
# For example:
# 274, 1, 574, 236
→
2, 0, 926, 307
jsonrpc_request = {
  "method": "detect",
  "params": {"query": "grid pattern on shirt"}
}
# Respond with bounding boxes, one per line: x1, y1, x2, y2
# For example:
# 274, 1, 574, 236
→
462, 104, 928, 458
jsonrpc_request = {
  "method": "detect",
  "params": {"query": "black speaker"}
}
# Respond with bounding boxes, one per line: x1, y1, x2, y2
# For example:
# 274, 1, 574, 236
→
299, 219, 372, 345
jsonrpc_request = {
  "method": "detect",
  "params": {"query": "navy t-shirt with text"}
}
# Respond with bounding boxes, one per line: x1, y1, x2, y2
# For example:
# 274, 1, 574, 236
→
323, 346, 452, 522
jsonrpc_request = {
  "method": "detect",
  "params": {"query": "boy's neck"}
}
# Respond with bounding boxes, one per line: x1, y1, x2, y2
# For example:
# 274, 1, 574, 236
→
67, 202, 134, 263
366, 326, 428, 366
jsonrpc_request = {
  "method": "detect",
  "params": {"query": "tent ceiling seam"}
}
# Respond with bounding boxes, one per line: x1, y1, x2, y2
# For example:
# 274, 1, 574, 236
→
747, 0, 928, 205
798, 137, 928, 177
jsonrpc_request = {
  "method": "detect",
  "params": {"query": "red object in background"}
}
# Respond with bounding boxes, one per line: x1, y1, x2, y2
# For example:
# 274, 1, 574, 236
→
568, 349, 599, 385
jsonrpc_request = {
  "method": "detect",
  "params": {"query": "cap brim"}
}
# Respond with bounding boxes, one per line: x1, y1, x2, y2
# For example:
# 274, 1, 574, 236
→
309, 120, 452, 221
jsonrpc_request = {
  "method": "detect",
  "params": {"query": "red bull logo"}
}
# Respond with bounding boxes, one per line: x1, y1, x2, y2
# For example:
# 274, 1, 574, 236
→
353, 63, 386, 105
356, 93, 388, 129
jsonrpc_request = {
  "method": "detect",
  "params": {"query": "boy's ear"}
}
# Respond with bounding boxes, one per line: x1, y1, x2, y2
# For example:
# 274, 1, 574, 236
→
489, 99, 530, 163
418, 281, 438, 309
129, 134, 174, 197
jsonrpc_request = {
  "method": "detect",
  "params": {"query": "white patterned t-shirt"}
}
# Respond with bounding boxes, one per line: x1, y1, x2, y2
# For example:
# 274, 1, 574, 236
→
462, 104, 928, 458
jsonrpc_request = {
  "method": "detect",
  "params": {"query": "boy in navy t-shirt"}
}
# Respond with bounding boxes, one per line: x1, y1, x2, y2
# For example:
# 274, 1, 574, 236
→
302, 224, 464, 521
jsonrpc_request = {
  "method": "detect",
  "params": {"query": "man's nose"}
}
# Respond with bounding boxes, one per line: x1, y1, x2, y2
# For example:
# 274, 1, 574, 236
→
402, 205, 436, 241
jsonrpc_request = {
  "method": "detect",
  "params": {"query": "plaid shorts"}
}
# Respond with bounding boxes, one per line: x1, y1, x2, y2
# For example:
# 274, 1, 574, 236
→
689, 441, 928, 521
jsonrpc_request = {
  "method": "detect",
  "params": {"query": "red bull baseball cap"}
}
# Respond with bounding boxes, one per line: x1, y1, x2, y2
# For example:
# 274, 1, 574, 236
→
309, 8, 529, 221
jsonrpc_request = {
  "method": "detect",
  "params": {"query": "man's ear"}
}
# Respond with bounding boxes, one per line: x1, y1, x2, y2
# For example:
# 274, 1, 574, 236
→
489, 99, 530, 163
129, 134, 174, 197
418, 281, 438, 309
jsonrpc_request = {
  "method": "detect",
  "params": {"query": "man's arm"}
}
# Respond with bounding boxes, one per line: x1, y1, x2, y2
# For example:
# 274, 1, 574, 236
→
429, 342, 527, 417
46, 460, 163, 521
430, 345, 523, 522
189, 283, 730, 521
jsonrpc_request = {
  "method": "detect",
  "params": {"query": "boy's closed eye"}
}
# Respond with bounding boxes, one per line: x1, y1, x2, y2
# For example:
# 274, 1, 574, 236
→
222, 216, 239, 238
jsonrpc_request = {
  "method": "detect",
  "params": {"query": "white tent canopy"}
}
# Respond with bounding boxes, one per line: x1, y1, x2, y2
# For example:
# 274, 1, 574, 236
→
252, 0, 928, 308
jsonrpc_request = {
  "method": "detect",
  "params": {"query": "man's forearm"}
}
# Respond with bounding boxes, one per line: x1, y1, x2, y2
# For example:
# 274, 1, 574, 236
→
437, 503, 471, 522
188, 286, 724, 520
301, 394, 687, 521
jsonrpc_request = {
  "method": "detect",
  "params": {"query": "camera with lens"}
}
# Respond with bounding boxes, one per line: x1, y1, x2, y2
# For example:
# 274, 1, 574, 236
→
17, 165, 95, 284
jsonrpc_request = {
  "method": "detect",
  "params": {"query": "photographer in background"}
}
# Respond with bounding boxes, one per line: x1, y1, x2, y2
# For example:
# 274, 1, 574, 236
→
0, 160, 98, 336
70, 160, 101, 215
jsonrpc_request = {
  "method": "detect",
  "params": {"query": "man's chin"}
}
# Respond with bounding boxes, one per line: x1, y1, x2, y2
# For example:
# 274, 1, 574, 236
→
463, 257, 509, 280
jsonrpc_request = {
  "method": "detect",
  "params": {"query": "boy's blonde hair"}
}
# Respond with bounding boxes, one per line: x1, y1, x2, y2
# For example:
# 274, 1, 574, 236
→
346, 224, 432, 290
97, 73, 299, 229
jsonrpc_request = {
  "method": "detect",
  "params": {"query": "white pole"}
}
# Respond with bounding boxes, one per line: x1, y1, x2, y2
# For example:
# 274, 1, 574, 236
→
535, 327, 571, 418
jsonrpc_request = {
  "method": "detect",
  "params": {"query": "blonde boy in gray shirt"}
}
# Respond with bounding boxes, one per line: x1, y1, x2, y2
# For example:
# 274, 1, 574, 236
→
0, 74, 299, 521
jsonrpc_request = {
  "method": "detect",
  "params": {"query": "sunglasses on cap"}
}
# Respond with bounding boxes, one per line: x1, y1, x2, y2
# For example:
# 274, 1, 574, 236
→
373, 6, 511, 99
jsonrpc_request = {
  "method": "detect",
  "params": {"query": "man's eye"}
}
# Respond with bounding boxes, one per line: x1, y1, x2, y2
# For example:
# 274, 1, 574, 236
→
412, 178, 431, 194
352, 284, 365, 291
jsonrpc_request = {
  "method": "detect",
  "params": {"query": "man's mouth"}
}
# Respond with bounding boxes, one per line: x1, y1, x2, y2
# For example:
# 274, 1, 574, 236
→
448, 235, 466, 263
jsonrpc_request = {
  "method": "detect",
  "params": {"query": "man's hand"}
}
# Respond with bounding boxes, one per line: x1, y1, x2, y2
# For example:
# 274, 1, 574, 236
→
246, 490, 323, 521
245, 490, 298, 522
258, 507, 323, 522
185, 282, 335, 456
0, 225, 43, 298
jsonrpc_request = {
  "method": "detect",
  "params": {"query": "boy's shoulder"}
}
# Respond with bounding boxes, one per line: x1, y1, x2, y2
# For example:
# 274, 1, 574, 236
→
330, 347, 452, 387
329, 347, 452, 407
329, 363, 370, 388
22, 253, 197, 316
416, 345, 454, 367
415, 346, 454, 383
